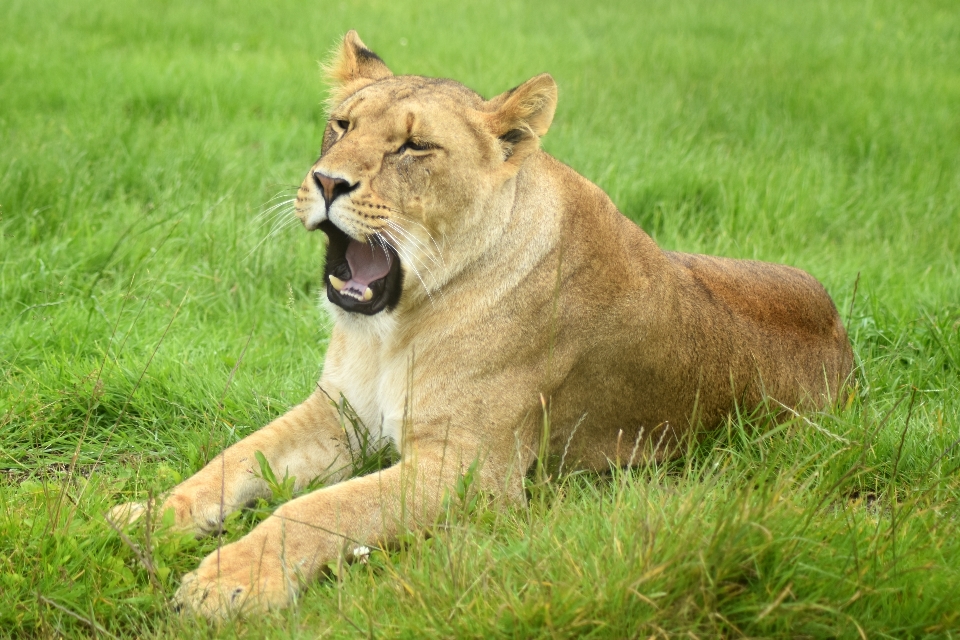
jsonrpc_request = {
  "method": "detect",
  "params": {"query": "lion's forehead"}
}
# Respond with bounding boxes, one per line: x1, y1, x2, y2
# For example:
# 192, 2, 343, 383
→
343, 76, 486, 126
364, 75, 483, 104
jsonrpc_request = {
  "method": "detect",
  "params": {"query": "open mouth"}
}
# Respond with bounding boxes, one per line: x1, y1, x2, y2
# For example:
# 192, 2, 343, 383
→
319, 221, 403, 315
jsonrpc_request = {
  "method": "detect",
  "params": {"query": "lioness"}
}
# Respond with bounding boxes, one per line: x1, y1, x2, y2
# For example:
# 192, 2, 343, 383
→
111, 31, 852, 617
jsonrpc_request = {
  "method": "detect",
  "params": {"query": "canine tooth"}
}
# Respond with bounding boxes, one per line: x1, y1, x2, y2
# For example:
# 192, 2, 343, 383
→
328, 275, 346, 291
362, 287, 374, 301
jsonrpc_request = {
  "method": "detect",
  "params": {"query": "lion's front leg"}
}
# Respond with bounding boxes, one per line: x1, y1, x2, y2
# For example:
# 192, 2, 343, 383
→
174, 443, 511, 617
108, 389, 352, 537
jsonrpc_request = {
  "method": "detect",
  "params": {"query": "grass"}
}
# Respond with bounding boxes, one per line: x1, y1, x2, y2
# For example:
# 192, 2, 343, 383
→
1, 0, 959, 636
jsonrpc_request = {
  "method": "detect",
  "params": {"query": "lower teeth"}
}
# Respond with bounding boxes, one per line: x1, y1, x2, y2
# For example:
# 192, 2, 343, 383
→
329, 275, 375, 302
340, 288, 373, 302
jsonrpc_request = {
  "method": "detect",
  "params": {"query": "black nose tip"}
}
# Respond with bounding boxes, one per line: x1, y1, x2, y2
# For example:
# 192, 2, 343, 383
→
313, 172, 356, 208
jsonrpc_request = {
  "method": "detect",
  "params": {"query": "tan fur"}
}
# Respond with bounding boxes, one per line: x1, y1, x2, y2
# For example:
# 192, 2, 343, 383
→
108, 31, 852, 617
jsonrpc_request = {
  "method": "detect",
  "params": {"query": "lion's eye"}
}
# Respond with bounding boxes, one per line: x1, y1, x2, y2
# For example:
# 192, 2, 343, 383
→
397, 139, 432, 154
333, 119, 349, 132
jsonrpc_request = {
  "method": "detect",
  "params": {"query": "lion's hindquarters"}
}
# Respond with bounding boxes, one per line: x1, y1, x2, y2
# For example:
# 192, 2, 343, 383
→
667, 253, 852, 410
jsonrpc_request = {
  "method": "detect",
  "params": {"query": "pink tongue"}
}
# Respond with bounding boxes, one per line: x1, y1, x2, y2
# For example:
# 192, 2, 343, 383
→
345, 240, 392, 287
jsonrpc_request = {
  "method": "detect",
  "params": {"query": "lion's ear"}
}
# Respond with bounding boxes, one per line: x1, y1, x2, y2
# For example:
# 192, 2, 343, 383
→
323, 31, 393, 107
485, 73, 558, 165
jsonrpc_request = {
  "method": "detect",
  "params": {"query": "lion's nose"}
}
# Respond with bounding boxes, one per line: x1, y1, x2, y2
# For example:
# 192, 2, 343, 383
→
313, 172, 356, 208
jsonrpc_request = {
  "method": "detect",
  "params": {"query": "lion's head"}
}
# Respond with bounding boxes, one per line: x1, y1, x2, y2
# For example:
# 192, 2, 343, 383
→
294, 31, 557, 316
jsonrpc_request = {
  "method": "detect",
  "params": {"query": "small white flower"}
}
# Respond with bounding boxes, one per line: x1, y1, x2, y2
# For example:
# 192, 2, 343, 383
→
352, 545, 371, 563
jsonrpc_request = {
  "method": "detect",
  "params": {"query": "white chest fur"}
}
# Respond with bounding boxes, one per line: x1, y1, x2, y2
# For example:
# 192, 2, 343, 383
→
320, 311, 409, 450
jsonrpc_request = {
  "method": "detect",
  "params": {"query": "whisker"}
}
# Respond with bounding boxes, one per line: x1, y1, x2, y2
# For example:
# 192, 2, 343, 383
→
253, 214, 292, 235
255, 198, 297, 223
365, 234, 396, 275
261, 197, 297, 212
255, 189, 300, 219
268, 215, 299, 238
376, 224, 438, 280
380, 229, 438, 304
245, 208, 299, 260
348, 211, 417, 267
386, 209, 431, 235
351, 202, 445, 270
383, 220, 443, 269
371, 233, 394, 264
263, 188, 298, 204
336, 206, 443, 305
251, 207, 296, 237
388, 211, 446, 268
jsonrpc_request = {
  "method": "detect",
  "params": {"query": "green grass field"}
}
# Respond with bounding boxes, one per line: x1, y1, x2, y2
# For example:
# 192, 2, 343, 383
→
2, 0, 959, 636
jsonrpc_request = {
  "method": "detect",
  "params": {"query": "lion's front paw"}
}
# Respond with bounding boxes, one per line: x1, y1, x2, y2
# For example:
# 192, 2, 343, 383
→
174, 539, 296, 618
111, 489, 235, 538
106, 492, 214, 537
160, 491, 227, 536
105, 501, 148, 528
